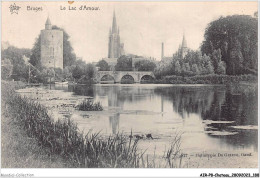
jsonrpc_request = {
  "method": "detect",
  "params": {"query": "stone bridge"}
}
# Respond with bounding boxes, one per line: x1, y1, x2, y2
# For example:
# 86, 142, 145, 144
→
96, 71, 155, 83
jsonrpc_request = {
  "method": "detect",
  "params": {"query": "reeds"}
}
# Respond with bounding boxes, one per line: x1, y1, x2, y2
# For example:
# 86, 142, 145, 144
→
77, 100, 103, 111
2, 81, 184, 168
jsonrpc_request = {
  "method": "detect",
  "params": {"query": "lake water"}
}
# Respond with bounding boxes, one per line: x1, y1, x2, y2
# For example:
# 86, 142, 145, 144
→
52, 84, 258, 156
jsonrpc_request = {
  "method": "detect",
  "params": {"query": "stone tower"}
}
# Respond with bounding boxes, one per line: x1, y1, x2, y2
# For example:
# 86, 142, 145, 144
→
40, 17, 63, 69
108, 11, 124, 58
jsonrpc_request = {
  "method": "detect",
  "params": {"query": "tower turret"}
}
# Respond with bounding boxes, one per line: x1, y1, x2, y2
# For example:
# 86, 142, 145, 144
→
45, 17, 52, 30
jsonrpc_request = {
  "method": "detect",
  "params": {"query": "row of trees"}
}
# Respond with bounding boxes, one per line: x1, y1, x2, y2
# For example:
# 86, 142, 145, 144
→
96, 55, 157, 72
155, 50, 225, 78
156, 14, 257, 78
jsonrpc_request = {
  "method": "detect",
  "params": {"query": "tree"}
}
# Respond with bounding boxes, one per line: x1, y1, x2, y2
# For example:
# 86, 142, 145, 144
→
1, 46, 31, 81
201, 15, 257, 75
83, 64, 96, 79
29, 25, 77, 69
1, 58, 13, 80
191, 64, 200, 75
216, 61, 226, 75
174, 60, 181, 75
96, 60, 110, 71
115, 55, 132, 71
134, 60, 156, 71
72, 65, 83, 81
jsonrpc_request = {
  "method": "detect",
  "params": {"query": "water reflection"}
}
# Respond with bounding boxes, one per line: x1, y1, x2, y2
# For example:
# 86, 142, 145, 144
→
63, 84, 257, 152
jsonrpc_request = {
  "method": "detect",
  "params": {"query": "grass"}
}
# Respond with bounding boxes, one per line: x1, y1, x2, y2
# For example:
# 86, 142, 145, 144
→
77, 100, 103, 111
1, 81, 184, 168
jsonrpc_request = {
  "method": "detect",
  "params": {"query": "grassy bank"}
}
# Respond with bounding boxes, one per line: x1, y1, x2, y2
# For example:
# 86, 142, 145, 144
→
1, 81, 182, 168
155, 74, 257, 84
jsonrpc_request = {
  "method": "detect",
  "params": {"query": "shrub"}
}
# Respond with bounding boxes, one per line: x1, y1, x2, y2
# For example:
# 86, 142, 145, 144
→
77, 100, 103, 111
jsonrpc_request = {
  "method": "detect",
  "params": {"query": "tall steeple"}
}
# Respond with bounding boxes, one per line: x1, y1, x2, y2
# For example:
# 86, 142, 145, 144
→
180, 31, 188, 59
108, 10, 124, 59
45, 16, 52, 30
181, 32, 187, 48
112, 10, 117, 33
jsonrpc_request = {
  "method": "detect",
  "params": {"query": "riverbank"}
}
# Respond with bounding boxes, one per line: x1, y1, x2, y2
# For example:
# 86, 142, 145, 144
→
154, 74, 257, 85
1, 81, 68, 168
1, 81, 258, 168
1, 81, 183, 168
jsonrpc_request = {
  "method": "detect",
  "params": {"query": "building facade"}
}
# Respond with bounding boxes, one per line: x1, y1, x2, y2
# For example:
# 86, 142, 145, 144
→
40, 17, 63, 69
108, 11, 125, 59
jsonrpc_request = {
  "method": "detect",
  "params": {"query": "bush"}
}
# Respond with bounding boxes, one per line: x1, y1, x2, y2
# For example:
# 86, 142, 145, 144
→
77, 100, 103, 111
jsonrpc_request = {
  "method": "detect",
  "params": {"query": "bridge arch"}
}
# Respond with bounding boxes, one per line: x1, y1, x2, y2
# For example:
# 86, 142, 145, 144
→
120, 74, 135, 84
140, 74, 155, 84
100, 74, 115, 83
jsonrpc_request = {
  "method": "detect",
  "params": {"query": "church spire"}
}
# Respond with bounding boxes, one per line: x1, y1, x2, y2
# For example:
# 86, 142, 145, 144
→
112, 10, 117, 33
45, 16, 52, 30
181, 32, 187, 48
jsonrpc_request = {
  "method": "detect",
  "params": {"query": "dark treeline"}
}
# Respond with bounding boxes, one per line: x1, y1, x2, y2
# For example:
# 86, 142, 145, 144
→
155, 14, 257, 81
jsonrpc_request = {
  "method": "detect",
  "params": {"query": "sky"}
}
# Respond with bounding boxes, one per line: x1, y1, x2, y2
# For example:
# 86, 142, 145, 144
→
2, 1, 258, 63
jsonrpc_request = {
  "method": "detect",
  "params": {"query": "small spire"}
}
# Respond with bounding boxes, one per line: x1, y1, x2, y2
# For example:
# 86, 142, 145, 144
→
46, 16, 51, 25
45, 16, 52, 30
182, 32, 187, 48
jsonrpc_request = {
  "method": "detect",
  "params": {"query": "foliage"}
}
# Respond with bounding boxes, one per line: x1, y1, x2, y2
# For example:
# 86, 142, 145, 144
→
77, 100, 103, 111
29, 25, 77, 69
155, 50, 214, 78
115, 55, 133, 71
134, 60, 156, 71
71, 62, 96, 84
96, 60, 110, 71
155, 74, 257, 84
1, 58, 13, 80
1, 46, 31, 81
72, 65, 83, 81
201, 15, 258, 75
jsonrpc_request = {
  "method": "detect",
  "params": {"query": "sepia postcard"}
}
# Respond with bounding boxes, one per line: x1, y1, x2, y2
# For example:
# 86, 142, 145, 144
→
1, 1, 259, 177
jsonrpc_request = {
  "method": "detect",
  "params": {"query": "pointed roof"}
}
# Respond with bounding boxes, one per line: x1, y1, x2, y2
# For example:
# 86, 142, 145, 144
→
45, 16, 51, 25
182, 33, 187, 48
112, 10, 117, 33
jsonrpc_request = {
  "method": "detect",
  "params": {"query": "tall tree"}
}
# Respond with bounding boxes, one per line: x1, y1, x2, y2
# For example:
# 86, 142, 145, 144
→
201, 15, 257, 75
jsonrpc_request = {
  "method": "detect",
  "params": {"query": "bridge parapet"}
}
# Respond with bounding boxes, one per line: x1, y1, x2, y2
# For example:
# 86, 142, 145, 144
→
96, 71, 154, 83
